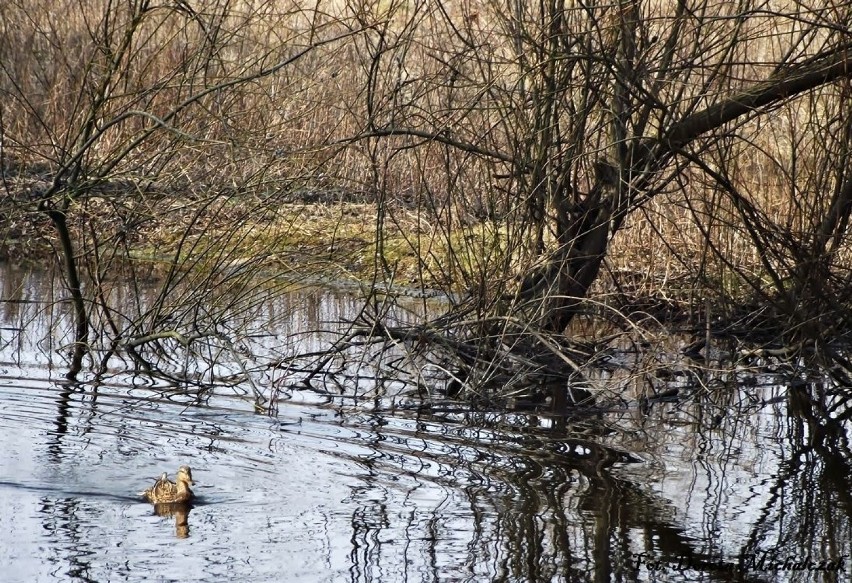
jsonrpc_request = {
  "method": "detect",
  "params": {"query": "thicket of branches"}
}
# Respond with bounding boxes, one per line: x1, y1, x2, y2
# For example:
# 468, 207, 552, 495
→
2, 0, 852, 396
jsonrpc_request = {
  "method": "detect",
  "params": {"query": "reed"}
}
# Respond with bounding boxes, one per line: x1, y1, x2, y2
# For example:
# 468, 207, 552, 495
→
2, 0, 851, 387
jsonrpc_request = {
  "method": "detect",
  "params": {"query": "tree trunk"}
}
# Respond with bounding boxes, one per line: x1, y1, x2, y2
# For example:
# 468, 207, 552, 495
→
529, 45, 852, 333
43, 204, 88, 379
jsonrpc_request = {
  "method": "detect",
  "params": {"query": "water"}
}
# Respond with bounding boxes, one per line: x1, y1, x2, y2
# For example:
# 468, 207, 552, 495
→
0, 263, 850, 582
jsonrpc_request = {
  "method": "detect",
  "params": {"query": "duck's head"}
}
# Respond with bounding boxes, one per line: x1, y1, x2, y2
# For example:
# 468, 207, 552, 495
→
176, 465, 194, 486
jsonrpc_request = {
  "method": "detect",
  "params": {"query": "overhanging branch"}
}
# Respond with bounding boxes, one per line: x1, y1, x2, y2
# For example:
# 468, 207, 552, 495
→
341, 126, 516, 165
665, 44, 852, 149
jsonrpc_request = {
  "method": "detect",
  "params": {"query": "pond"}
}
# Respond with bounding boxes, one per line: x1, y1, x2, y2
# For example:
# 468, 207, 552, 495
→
0, 262, 849, 582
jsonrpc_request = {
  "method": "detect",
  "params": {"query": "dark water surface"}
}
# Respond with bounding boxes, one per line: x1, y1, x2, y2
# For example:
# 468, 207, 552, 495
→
0, 263, 849, 582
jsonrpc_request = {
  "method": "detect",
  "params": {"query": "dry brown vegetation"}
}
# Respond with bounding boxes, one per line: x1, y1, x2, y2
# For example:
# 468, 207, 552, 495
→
2, 0, 852, 391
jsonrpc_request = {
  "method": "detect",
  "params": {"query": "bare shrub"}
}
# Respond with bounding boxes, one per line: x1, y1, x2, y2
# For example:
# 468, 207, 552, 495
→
3, 0, 852, 398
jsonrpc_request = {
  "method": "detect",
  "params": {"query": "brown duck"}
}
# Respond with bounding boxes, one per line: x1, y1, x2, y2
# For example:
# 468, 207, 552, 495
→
142, 466, 195, 504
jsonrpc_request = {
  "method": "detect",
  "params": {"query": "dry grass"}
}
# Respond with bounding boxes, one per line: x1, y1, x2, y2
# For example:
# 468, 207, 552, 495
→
1, 0, 850, 331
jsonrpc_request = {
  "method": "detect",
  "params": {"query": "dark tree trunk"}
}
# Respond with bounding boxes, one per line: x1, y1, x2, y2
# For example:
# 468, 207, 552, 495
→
527, 45, 852, 333
43, 204, 88, 379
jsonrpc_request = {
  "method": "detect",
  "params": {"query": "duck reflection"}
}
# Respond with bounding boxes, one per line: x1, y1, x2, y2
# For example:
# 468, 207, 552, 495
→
152, 502, 193, 538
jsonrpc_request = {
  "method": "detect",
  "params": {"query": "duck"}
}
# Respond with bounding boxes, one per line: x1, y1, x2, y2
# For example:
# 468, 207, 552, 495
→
141, 466, 195, 504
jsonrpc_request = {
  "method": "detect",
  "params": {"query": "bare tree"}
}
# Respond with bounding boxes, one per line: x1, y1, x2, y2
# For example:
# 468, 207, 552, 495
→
334, 0, 852, 395
348, 2, 851, 323
0, 0, 361, 380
